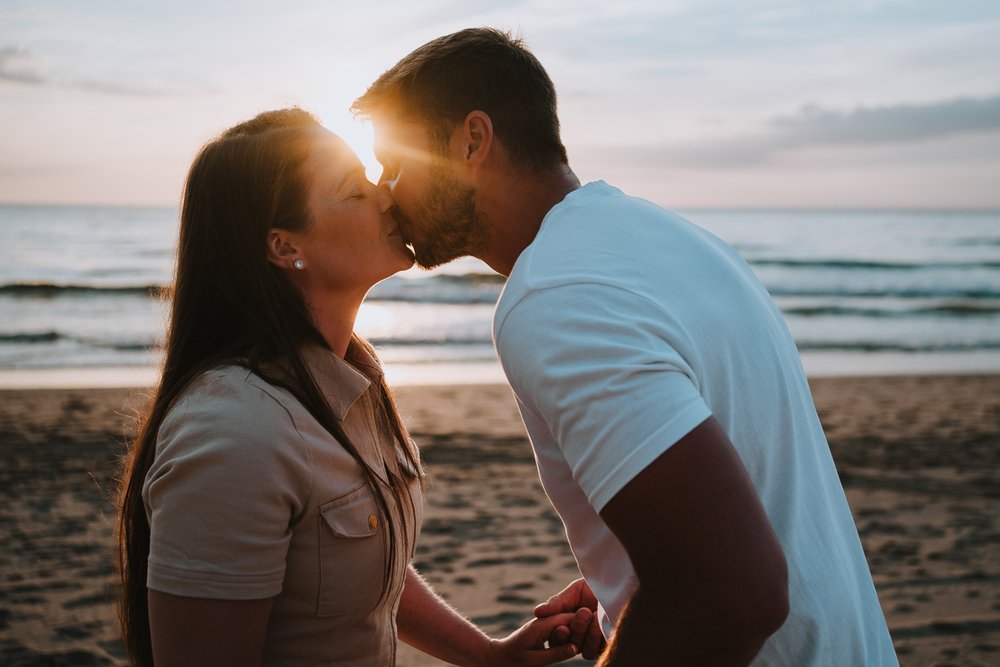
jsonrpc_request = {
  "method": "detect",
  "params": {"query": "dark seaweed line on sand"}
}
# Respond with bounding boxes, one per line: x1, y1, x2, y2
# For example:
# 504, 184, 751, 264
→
890, 619, 1000, 640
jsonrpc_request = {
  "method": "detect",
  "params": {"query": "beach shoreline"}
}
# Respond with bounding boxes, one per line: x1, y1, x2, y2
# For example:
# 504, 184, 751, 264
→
3, 348, 1000, 392
1, 375, 998, 665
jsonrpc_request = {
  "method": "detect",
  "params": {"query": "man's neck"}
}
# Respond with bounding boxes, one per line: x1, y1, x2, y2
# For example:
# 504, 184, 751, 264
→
477, 164, 581, 276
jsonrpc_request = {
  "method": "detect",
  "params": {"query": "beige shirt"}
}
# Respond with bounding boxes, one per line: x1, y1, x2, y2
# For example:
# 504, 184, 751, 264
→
143, 343, 422, 666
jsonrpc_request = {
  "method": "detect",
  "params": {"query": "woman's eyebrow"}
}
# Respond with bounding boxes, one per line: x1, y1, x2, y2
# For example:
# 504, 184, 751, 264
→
334, 164, 366, 194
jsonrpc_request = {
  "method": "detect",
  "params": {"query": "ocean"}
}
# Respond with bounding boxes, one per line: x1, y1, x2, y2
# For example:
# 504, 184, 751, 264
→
1, 204, 999, 387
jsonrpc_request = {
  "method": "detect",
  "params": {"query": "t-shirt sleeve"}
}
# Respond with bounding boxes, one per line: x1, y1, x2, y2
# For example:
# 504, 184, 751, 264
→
495, 282, 712, 511
142, 372, 312, 600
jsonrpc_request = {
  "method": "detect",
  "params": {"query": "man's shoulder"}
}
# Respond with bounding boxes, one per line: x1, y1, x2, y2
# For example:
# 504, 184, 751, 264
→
501, 188, 695, 302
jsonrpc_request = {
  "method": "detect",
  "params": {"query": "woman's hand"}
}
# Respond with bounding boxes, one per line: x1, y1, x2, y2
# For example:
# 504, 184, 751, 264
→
484, 611, 583, 666
533, 577, 607, 660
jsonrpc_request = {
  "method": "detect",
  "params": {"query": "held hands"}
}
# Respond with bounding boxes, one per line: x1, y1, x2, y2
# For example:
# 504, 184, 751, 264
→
485, 611, 582, 666
534, 578, 607, 661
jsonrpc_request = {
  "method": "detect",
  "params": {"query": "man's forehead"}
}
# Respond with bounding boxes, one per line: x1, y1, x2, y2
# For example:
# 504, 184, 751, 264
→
370, 114, 448, 168
372, 113, 431, 148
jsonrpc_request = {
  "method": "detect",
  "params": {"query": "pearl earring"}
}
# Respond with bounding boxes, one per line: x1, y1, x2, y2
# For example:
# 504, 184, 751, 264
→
293, 259, 305, 270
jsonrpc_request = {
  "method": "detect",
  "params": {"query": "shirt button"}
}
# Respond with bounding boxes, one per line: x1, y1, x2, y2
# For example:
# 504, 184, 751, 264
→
368, 514, 379, 530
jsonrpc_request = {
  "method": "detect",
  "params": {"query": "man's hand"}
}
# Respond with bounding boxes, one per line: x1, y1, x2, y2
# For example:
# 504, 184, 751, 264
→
534, 578, 606, 660
485, 612, 581, 667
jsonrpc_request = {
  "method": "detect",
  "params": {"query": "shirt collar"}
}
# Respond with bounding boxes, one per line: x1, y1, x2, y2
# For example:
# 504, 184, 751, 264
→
301, 339, 383, 421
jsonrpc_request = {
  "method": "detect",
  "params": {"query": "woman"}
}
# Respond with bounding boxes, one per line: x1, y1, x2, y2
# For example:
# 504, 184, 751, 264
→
116, 108, 582, 666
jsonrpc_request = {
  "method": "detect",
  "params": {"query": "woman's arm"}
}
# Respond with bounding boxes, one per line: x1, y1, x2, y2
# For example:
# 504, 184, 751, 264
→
397, 566, 582, 667
148, 589, 273, 667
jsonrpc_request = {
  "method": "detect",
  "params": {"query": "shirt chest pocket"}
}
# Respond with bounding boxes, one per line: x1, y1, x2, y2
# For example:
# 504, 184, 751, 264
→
317, 486, 386, 617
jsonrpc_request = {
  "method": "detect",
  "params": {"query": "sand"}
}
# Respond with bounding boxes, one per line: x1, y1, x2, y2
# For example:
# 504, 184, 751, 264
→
0, 375, 998, 666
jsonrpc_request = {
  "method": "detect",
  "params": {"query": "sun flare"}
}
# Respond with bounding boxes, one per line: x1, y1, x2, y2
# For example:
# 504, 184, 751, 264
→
354, 302, 395, 338
324, 117, 383, 184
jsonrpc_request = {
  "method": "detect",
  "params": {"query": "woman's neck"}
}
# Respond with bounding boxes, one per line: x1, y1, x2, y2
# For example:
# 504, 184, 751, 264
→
307, 292, 364, 358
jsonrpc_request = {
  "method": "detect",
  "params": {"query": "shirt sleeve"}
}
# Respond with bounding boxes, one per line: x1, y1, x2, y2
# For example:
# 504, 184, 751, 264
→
495, 282, 712, 511
142, 371, 312, 600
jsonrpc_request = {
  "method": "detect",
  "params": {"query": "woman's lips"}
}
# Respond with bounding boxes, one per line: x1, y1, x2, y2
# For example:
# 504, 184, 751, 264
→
389, 225, 411, 245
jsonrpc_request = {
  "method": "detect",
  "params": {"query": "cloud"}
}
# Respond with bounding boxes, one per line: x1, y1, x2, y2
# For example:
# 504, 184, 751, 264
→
0, 44, 196, 97
589, 94, 1000, 168
0, 46, 45, 84
772, 95, 1000, 145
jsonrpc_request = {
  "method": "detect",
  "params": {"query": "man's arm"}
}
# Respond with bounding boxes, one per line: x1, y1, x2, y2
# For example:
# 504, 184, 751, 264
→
596, 417, 789, 666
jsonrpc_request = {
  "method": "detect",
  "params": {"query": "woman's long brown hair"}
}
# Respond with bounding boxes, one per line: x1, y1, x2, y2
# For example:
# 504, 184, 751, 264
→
115, 108, 421, 666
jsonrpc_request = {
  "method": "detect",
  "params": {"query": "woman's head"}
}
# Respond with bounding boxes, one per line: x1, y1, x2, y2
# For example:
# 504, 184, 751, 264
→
266, 128, 414, 301
175, 108, 412, 363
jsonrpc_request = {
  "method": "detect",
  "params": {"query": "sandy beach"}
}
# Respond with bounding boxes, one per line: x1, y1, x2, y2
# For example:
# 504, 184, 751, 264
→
1, 374, 998, 666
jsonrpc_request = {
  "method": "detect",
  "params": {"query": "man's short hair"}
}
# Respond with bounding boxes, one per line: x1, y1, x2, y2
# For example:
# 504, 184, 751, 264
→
352, 27, 568, 171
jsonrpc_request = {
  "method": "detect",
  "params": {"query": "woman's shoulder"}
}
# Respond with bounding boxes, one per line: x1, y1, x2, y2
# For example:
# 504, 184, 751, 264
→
177, 363, 299, 409
145, 365, 316, 539
158, 364, 306, 455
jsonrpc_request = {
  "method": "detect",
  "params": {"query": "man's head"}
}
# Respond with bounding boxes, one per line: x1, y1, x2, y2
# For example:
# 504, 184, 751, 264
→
353, 27, 567, 171
352, 28, 568, 268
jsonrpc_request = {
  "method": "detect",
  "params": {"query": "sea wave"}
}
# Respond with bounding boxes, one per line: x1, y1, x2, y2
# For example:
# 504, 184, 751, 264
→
766, 286, 1000, 299
0, 330, 158, 351
0, 282, 166, 297
0, 330, 496, 351
366, 336, 492, 347
782, 301, 1000, 317
952, 237, 1000, 247
795, 341, 1000, 352
4, 328, 999, 356
366, 274, 503, 304
0, 332, 62, 343
748, 259, 1000, 270
4, 274, 999, 303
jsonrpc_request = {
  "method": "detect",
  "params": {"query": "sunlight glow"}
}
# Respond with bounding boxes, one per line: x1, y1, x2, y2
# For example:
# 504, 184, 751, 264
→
323, 117, 383, 183
355, 302, 395, 337
373, 132, 451, 171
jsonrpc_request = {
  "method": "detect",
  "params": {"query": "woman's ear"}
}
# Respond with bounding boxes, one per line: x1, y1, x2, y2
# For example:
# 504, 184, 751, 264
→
266, 229, 301, 269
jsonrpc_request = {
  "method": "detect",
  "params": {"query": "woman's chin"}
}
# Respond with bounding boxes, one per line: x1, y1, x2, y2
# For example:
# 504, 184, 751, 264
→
385, 255, 414, 276
398, 243, 416, 268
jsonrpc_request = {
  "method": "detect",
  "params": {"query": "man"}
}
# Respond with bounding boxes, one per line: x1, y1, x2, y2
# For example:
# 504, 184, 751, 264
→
354, 28, 897, 665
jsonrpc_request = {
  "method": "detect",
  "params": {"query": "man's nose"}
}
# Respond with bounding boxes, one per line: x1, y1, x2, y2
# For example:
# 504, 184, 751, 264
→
376, 182, 395, 215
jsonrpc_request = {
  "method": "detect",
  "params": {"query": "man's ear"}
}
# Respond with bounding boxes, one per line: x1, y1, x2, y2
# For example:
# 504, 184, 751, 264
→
460, 110, 494, 172
266, 229, 301, 269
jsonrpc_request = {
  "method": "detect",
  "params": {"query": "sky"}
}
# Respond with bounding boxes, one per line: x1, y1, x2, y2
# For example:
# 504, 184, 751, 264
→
1, 0, 999, 209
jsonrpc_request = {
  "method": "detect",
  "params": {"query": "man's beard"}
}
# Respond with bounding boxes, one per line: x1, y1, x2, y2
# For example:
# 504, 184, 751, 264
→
398, 168, 487, 270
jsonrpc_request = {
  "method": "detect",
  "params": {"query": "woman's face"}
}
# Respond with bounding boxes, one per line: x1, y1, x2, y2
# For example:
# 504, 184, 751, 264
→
292, 130, 414, 294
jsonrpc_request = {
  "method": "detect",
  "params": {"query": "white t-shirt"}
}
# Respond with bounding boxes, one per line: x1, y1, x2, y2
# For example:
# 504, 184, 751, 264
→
493, 181, 897, 665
